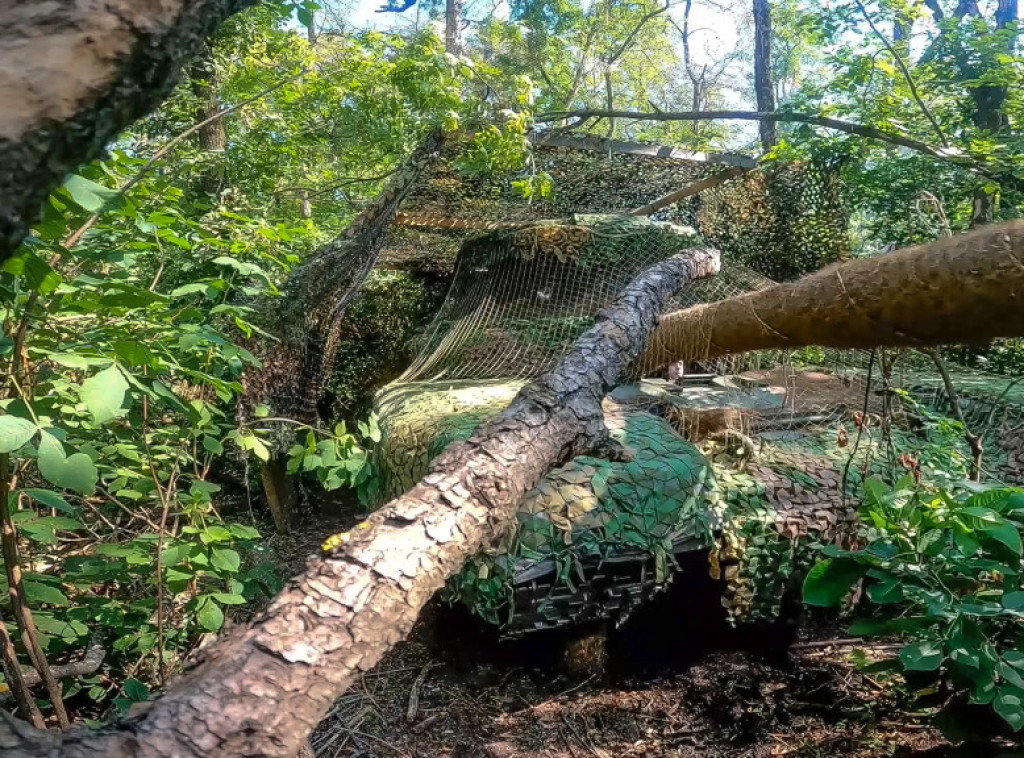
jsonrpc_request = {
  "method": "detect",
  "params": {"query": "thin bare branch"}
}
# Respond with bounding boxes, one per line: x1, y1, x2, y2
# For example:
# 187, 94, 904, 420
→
853, 0, 948, 147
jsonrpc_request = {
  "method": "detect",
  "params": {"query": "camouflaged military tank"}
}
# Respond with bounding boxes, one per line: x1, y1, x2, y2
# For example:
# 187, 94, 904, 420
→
365, 214, 897, 637
372, 365, 892, 638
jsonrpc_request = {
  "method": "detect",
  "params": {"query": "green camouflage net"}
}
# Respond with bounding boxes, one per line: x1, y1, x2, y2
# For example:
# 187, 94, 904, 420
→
364, 133, 1022, 632
442, 403, 717, 627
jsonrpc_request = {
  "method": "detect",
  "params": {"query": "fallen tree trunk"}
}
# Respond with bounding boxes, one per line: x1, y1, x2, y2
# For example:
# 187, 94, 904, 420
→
0, 0, 256, 263
640, 220, 1024, 371
0, 248, 721, 758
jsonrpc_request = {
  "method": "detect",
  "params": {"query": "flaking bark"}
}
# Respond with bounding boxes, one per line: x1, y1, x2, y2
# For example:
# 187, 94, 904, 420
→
0, 248, 720, 758
639, 221, 1024, 371
0, 0, 256, 263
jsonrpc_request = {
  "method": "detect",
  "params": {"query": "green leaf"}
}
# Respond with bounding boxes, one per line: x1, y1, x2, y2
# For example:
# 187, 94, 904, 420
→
200, 525, 232, 544
0, 415, 37, 453
900, 640, 944, 671
63, 175, 119, 213
803, 558, 864, 607
210, 548, 240, 574
80, 365, 129, 424
202, 436, 224, 455
122, 678, 150, 702
982, 521, 1023, 556
196, 598, 224, 631
114, 340, 158, 368
212, 593, 247, 605
1003, 591, 1024, 610
48, 354, 111, 369
22, 580, 69, 606
20, 489, 76, 514
229, 523, 260, 540
36, 431, 98, 495
994, 686, 1024, 731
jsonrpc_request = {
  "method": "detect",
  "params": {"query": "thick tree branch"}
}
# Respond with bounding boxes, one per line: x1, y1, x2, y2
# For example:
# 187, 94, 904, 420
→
0, 641, 106, 707
0, 248, 720, 758
639, 221, 1024, 371
0, 0, 258, 264
534, 109, 1012, 182
628, 166, 749, 216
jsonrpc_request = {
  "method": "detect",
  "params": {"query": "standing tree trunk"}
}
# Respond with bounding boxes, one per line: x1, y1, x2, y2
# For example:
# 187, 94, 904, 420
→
969, 0, 1016, 225
0, 250, 721, 758
752, 0, 778, 151
445, 0, 463, 55
189, 54, 228, 196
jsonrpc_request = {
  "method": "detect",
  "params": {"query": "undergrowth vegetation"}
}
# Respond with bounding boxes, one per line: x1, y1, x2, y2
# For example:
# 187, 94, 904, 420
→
0, 0, 1021, 744
806, 481, 1024, 735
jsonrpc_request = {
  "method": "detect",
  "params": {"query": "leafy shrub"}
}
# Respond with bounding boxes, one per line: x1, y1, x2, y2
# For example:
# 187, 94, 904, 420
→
805, 478, 1024, 732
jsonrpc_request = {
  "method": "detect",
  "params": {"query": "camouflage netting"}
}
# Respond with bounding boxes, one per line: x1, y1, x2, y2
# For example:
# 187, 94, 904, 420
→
380, 133, 849, 281
364, 131, 1022, 631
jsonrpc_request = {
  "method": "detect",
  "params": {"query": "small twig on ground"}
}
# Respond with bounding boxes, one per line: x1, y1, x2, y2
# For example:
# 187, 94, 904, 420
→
406, 662, 435, 723
411, 711, 446, 733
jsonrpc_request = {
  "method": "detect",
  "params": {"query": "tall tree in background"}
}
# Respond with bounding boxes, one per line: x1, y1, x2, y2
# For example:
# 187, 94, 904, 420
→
969, 0, 1018, 224
189, 51, 228, 195
446, 0, 463, 54
753, 0, 777, 150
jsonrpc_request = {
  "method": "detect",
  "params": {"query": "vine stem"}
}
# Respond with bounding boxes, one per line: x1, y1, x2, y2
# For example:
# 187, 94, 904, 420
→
0, 605, 44, 727
923, 348, 984, 481
0, 453, 70, 728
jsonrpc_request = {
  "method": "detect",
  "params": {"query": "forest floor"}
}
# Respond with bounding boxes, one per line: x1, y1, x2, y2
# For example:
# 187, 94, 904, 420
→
269, 500, 957, 758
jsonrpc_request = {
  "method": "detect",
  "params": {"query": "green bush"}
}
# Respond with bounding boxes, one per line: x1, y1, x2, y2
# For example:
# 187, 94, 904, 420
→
804, 478, 1024, 733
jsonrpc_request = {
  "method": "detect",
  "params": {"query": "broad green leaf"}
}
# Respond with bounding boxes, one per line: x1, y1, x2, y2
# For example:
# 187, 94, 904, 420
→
36, 431, 98, 495
200, 525, 232, 544
63, 174, 119, 213
20, 489, 75, 514
900, 640, 944, 671
80, 365, 129, 424
229, 524, 260, 540
114, 340, 158, 368
122, 678, 150, 702
802, 558, 864, 607
212, 593, 247, 605
49, 354, 111, 369
1002, 591, 1024, 610
196, 598, 224, 631
202, 436, 224, 455
982, 521, 1023, 556
994, 686, 1024, 731
23, 580, 69, 606
211, 548, 240, 574
0, 415, 37, 453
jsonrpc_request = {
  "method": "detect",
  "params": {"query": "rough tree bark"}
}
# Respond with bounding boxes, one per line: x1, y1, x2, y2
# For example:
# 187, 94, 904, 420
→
969, 0, 1017, 225
752, 0, 778, 151
445, 0, 463, 55
189, 53, 228, 195
639, 221, 1024, 371
0, 250, 721, 758
0, 0, 256, 264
